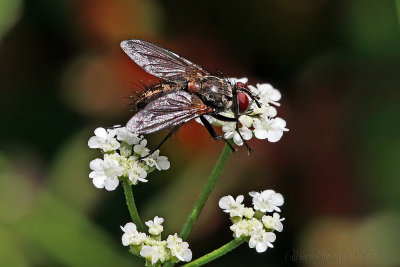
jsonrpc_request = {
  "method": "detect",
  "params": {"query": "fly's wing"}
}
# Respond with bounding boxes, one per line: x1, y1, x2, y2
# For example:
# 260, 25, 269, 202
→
120, 39, 209, 82
127, 91, 213, 134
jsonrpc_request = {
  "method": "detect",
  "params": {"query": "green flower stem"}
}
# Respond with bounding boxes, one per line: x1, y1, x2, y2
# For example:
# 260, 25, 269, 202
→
182, 239, 245, 267
123, 178, 145, 232
397, 0, 400, 29
180, 143, 232, 240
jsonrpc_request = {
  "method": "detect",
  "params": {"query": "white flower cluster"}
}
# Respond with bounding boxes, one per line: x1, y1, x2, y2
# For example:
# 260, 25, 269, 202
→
219, 190, 285, 253
197, 78, 288, 146
88, 127, 170, 191
121, 216, 192, 266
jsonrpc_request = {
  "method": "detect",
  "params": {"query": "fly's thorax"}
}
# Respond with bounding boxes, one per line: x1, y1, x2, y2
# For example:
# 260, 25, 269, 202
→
198, 76, 233, 112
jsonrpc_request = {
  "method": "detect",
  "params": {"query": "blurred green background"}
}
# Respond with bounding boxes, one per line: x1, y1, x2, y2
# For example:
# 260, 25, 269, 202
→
1, 0, 400, 266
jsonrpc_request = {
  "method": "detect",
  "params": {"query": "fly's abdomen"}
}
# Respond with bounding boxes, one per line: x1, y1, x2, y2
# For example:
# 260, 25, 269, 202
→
133, 82, 184, 112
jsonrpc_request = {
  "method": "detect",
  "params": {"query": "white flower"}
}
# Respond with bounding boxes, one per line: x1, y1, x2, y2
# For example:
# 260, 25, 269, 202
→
252, 105, 277, 118
115, 127, 142, 145
243, 207, 255, 219
146, 216, 164, 236
88, 127, 120, 152
262, 213, 285, 232
119, 144, 132, 157
222, 123, 252, 146
230, 218, 263, 238
253, 117, 288, 142
120, 222, 147, 246
219, 195, 255, 218
219, 195, 244, 215
239, 115, 254, 128
89, 154, 124, 190
143, 150, 170, 170
249, 190, 284, 212
219, 195, 244, 211
140, 244, 166, 265
167, 234, 192, 262
248, 227, 276, 253
230, 220, 250, 238
134, 139, 150, 157
249, 83, 281, 106
126, 161, 148, 184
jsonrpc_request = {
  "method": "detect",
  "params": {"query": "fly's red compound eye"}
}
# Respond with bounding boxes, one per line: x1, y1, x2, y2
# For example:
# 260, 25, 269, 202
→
238, 92, 249, 113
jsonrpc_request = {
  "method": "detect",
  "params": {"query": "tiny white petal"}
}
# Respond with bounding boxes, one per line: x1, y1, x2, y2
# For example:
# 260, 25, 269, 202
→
88, 136, 100, 148
89, 158, 103, 171
92, 175, 106, 188
156, 156, 170, 170
233, 133, 244, 146
240, 127, 252, 140
94, 127, 108, 139
254, 128, 269, 140
104, 176, 119, 191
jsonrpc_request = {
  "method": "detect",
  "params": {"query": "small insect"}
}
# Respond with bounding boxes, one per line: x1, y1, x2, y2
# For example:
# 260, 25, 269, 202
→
120, 39, 261, 153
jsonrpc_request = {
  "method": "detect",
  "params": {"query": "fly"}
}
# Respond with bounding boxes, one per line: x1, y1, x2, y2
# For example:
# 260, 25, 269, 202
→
120, 39, 261, 153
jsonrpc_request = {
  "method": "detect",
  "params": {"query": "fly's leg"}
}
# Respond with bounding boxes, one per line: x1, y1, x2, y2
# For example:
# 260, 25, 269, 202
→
211, 114, 253, 154
139, 126, 180, 159
237, 87, 261, 108
232, 87, 253, 154
211, 114, 237, 122
199, 115, 236, 152
234, 119, 252, 155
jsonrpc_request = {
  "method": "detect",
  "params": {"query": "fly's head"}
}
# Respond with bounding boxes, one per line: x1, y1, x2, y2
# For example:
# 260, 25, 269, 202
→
235, 82, 251, 114
233, 81, 262, 114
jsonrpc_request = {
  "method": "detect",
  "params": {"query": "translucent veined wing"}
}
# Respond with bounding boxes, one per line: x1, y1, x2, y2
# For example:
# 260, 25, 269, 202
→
120, 39, 209, 82
127, 91, 213, 134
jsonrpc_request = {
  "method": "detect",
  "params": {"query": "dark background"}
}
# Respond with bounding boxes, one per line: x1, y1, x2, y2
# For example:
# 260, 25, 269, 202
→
1, 0, 400, 266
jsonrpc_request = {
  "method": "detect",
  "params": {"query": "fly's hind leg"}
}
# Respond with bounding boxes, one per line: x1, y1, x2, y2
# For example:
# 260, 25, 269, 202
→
139, 126, 180, 159
199, 115, 236, 152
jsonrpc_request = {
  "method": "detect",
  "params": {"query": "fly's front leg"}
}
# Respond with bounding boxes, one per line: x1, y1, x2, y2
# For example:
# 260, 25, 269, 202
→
237, 87, 261, 108
232, 87, 253, 154
199, 115, 236, 152
234, 118, 252, 155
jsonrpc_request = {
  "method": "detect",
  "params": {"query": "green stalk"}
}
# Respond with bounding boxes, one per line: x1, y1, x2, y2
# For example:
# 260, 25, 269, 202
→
180, 143, 232, 239
182, 239, 245, 267
122, 178, 145, 232
396, 0, 400, 29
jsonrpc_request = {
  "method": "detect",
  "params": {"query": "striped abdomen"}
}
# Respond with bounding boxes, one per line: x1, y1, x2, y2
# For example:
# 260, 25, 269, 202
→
134, 82, 185, 112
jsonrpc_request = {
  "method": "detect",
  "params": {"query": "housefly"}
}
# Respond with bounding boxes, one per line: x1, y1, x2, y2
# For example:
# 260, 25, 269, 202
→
120, 39, 261, 152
